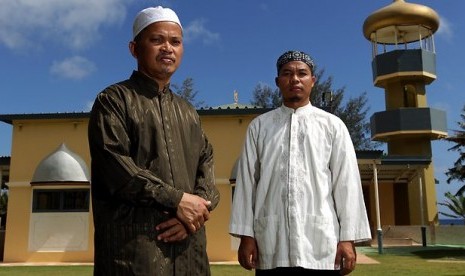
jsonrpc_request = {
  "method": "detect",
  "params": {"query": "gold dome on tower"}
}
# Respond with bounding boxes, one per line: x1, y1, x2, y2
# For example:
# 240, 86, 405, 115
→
363, 0, 439, 44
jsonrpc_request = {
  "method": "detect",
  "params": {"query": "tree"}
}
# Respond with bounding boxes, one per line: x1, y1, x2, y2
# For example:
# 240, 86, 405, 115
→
337, 92, 376, 150
0, 188, 7, 229
443, 104, 465, 195
438, 191, 465, 224
250, 67, 378, 150
0, 189, 6, 215
172, 77, 206, 109
309, 68, 343, 112
250, 83, 281, 108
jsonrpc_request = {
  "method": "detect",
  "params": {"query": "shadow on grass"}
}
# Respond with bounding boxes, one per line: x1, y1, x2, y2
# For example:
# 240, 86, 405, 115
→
411, 248, 465, 260
359, 245, 465, 260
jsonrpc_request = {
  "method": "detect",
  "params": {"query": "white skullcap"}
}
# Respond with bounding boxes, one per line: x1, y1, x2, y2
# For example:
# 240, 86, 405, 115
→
132, 6, 182, 40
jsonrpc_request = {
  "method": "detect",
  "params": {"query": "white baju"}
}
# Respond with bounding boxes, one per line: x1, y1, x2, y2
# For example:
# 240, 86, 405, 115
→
229, 103, 371, 270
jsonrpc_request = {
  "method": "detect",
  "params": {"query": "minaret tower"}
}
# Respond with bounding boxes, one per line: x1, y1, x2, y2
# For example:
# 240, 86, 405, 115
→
363, 0, 447, 225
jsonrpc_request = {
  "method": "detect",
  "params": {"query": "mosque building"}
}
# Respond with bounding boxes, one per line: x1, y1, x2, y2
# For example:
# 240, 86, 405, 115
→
0, 0, 450, 263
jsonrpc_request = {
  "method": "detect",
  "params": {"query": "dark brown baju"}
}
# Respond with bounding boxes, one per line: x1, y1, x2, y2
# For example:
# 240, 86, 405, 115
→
88, 71, 220, 275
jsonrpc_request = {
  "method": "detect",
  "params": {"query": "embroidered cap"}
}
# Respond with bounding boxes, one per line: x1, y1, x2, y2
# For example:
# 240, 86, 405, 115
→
132, 6, 182, 40
276, 50, 315, 74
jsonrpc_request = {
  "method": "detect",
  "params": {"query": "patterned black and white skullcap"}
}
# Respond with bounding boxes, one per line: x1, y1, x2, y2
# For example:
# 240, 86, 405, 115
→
276, 50, 314, 74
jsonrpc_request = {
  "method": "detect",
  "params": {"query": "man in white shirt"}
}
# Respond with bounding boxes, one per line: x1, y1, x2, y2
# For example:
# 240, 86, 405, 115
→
229, 50, 371, 275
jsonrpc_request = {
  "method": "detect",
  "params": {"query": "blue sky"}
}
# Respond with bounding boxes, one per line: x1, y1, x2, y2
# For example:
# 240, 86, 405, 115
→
0, 0, 464, 217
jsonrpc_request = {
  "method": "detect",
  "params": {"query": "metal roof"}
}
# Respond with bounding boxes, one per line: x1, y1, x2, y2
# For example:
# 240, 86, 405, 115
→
0, 107, 273, 125
357, 153, 431, 184
198, 106, 271, 116
0, 112, 89, 124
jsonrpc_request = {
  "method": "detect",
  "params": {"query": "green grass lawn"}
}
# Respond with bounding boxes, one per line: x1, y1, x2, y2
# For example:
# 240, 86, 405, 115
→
0, 246, 463, 276
351, 246, 465, 276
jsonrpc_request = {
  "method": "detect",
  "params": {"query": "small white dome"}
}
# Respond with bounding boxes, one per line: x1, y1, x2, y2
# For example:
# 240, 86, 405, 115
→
31, 143, 90, 183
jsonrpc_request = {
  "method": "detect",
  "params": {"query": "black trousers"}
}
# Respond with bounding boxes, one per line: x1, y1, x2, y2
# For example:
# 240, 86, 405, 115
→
256, 267, 340, 276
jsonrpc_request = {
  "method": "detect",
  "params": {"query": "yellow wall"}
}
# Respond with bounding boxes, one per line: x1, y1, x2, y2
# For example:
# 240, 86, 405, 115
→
201, 114, 255, 261
368, 183, 396, 227
9, 119, 89, 181
201, 115, 251, 178
3, 186, 31, 262
4, 118, 93, 263
388, 137, 438, 225
408, 166, 438, 225
4, 113, 257, 263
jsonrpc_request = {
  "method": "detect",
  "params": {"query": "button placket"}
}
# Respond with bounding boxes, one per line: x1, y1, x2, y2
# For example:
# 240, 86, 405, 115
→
159, 94, 175, 183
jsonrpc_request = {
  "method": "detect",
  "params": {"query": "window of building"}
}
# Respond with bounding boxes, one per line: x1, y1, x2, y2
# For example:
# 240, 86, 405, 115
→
32, 189, 89, 212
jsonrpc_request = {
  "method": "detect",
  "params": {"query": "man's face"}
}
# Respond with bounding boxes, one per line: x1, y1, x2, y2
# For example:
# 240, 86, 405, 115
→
275, 61, 315, 109
130, 21, 183, 83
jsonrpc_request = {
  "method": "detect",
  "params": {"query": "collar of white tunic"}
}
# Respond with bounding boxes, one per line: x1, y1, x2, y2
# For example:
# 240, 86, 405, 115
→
280, 102, 313, 115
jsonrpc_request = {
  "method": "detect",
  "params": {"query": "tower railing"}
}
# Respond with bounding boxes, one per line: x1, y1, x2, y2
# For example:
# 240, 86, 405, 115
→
370, 24, 436, 58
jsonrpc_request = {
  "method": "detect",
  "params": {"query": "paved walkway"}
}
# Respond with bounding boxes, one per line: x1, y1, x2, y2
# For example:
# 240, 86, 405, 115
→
356, 253, 379, 264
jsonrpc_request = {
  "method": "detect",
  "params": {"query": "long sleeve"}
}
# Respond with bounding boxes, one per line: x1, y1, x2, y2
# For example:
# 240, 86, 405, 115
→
229, 124, 258, 238
88, 89, 183, 210
330, 119, 371, 242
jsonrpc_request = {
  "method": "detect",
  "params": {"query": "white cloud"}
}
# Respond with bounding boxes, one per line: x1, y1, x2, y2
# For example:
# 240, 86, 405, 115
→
436, 14, 453, 42
183, 19, 220, 45
0, 0, 128, 51
50, 56, 96, 80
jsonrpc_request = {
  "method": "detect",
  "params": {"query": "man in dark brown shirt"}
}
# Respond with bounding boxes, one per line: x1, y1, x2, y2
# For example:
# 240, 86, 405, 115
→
88, 6, 220, 275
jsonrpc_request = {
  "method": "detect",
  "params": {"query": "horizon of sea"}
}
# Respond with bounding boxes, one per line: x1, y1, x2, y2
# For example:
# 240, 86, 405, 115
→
439, 218, 464, 225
